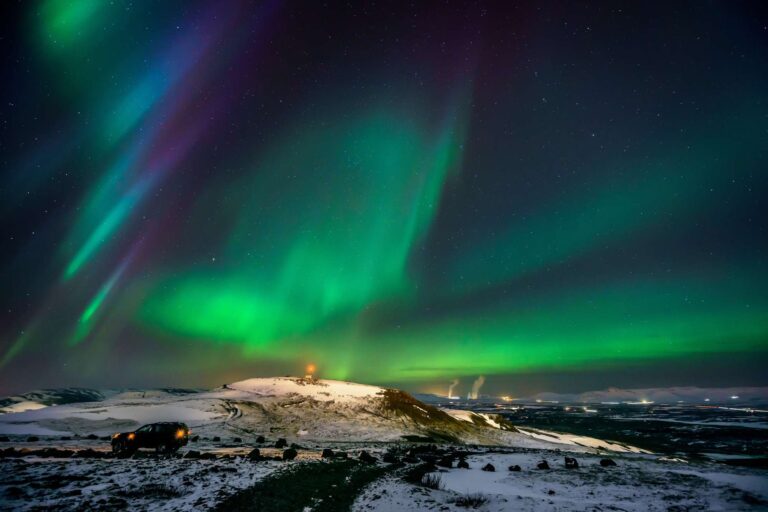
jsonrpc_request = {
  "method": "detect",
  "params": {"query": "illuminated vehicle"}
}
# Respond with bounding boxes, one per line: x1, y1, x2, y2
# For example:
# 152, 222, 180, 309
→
111, 422, 190, 454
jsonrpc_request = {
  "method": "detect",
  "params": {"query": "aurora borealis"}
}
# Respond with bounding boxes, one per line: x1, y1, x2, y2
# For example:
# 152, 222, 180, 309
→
1, 1, 766, 396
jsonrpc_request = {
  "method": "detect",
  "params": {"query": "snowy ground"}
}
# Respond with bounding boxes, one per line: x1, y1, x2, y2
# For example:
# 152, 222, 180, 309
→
353, 450, 768, 512
1, 451, 279, 511
2, 378, 766, 510
2, 440, 766, 511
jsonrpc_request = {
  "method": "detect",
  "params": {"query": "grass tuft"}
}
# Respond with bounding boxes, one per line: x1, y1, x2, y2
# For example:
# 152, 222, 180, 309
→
420, 473, 443, 490
454, 493, 489, 508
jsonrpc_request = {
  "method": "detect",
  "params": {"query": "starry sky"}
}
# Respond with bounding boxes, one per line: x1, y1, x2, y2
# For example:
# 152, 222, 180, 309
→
1, 1, 767, 396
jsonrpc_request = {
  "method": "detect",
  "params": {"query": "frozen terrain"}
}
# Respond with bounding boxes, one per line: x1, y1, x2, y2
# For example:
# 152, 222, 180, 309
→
1, 377, 766, 511
0, 377, 557, 447
353, 450, 768, 511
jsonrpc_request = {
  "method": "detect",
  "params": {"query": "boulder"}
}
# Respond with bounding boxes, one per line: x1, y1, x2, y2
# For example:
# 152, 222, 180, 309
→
26, 436, 40, 442
508, 465, 522, 472
359, 450, 377, 464
0, 436, 10, 443
184, 450, 202, 459
457, 459, 470, 469
233, 437, 242, 443
565, 457, 579, 469
275, 438, 288, 448
600, 458, 617, 467
436, 456, 453, 468
321, 448, 335, 459
256, 435, 266, 443
402, 455, 419, 464
0, 448, 19, 458
40, 448, 74, 458
282, 448, 298, 461
191, 435, 200, 442
290, 443, 304, 450
86, 434, 98, 440
382, 453, 399, 464
199, 453, 217, 460
335, 451, 348, 459
481, 463, 495, 472
212, 436, 221, 442
537, 460, 550, 470
74, 448, 104, 459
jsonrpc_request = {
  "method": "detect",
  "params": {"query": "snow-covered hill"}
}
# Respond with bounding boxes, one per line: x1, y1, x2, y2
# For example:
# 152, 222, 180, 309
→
0, 388, 108, 414
0, 377, 557, 448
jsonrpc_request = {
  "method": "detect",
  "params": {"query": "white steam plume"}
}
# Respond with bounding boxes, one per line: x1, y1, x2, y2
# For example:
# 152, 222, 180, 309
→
447, 379, 459, 398
468, 375, 486, 399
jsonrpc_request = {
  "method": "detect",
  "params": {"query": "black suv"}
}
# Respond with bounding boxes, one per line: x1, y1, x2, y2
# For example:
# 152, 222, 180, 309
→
111, 422, 190, 454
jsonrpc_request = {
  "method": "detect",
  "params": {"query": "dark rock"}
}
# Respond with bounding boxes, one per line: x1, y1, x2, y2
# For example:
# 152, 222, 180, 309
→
282, 448, 298, 461
256, 435, 265, 443
0, 436, 10, 442
403, 455, 419, 464
74, 448, 103, 459
382, 453, 399, 464
199, 453, 217, 460
190, 435, 200, 442
359, 450, 377, 464
481, 463, 495, 472
537, 460, 550, 470
457, 459, 470, 469
108, 497, 128, 507
275, 438, 287, 448
40, 448, 74, 458
59, 436, 71, 441
321, 448, 335, 459
565, 457, 579, 469
184, 450, 202, 459
0, 448, 19, 458
548, 489, 556, 495
290, 442, 304, 450
86, 434, 98, 440
508, 465, 522, 472
247, 448, 261, 461
600, 458, 617, 467
26, 436, 39, 442
64, 489, 82, 497
212, 436, 221, 442
436, 456, 453, 468
233, 437, 242, 443
335, 451, 348, 459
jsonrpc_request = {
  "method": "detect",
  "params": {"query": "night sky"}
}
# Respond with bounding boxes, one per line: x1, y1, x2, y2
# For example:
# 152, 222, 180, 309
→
1, 1, 767, 396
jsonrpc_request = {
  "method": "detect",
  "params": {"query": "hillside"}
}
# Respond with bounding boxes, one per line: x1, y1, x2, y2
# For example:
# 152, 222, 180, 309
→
0, 377, 546, 447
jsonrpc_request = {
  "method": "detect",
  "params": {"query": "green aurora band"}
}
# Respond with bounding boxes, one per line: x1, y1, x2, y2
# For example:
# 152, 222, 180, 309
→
1, 1, 766, 393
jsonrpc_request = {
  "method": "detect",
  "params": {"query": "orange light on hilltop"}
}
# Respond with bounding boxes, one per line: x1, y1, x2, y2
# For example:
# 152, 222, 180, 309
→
306, 363, 316, 374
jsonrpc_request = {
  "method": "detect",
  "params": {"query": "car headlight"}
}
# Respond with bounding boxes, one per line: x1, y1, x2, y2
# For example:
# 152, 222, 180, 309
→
127, 433, 135, 440
175, 429, 185, 439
